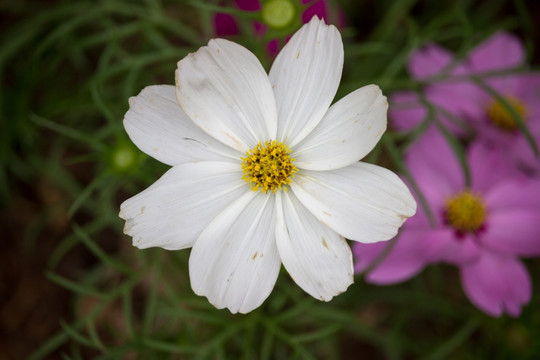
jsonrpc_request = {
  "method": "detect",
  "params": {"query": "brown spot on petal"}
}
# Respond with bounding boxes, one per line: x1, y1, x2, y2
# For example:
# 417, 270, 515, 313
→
322, 238, 328, 249
224, 132, 242, 146
398, 214, 409, 221
252, 252, 258, 260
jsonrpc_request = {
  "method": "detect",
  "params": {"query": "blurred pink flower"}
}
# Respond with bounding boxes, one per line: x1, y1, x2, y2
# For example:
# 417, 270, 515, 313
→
214, 0, 344, 57
354, 129, 540, 317
391, 32, 540, 172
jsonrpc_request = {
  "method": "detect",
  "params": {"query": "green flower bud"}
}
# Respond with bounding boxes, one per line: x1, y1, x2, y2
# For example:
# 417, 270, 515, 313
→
261, 0, 296, 29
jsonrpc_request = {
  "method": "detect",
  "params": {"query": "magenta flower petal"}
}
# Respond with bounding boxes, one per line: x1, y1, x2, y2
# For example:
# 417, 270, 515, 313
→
511, 135, 540, 173
354, 227, 429, 285
505, 73, 540, 172
420, 229, 482, 265
483, 73, 522, 99
266, 38, 280, 58
302, 0, 326, 23
460, 252, 531, 317
235, 0, 261, 10
467, 31, 525, 73
484, 178, 540, 210
427, 81, 485, 121
389, 91, 427, 132
470, 119, 521, 151
407, 43, 456, 79
509, 106, 540, 173
468, 142, 517, 193
482, 177, 540, 256
214, 13, 240, 36
515, 73, 540, 101
214, 0, 261, 37
406, 128, 464, 208
483, 209, 540, 257
302, 0, 346, 26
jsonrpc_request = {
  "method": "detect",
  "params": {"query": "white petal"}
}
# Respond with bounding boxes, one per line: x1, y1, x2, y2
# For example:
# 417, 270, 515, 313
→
119, 162, 247, 250
176, 39, 277, 152
269, 16, 343, 147
291, 163, 416, 243
293, 85, 388, 170
124, 85, 239, 166
189, 192, 281, 314
275, 191, 353, 301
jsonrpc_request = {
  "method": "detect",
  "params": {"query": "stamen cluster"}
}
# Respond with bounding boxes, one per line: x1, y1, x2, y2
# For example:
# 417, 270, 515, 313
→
445, 191, 486, 233
241, 140, 298, 193
487, 97, 526, 131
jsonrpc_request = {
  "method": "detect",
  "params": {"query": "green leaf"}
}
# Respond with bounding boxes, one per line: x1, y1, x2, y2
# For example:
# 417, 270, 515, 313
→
30, 113, 105, 151
420, 318, 480, 360
291, 323, 342, 343
60, 321, 97, 349
138, 338, 199, 354
46, 271, 104, 297
72, 224, 131, 274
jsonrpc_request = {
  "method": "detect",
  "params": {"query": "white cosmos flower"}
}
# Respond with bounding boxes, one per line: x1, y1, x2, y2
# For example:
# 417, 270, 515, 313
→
119, 16, 416, 314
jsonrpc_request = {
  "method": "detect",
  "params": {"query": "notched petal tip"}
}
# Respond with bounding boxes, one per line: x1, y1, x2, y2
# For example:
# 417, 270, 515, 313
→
308, 14, 325, 24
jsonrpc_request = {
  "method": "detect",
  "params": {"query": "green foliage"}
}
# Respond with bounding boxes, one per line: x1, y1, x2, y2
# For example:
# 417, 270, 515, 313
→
2, 0, 539, 359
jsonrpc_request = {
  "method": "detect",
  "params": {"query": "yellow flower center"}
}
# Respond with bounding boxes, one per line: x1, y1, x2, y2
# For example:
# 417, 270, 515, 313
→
241, 140, 297, 193
445, 191, 486, 233
486, 96, 526, 131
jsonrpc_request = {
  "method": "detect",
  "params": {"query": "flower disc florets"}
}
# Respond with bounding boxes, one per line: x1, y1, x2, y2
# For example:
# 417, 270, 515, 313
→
241, 140, 298, 193
487, 97, 526, 131
445, 191, 486, 233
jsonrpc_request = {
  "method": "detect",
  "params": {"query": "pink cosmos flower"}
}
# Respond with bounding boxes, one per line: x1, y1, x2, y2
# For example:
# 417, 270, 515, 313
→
391, 32, 540, 173
214, 0, 343, 57
354, 128, 540, 317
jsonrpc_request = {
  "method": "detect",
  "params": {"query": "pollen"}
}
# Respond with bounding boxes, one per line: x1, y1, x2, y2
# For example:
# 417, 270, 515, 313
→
445, 191, 486, 233
486, 96, 526, 131
241, 140, 298, 193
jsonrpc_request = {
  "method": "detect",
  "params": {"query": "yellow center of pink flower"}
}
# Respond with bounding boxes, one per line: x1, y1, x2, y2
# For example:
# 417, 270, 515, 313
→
445, 191, 486, 232
486, 96, 526, 131
241, 140, 298, 193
